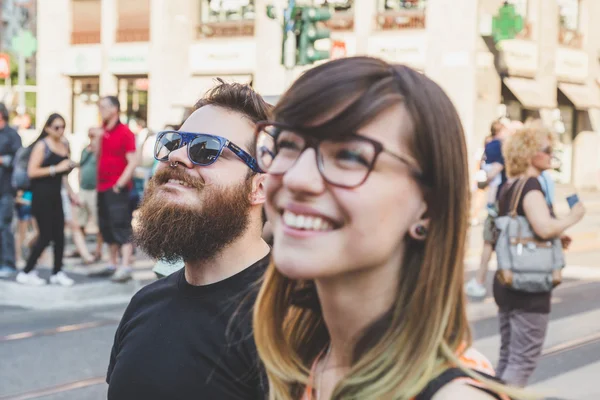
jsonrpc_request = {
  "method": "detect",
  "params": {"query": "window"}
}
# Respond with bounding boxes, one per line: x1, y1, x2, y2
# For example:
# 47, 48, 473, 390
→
71, 0, 101, 44
314, 0, 354, 31
557, 0, 581, 48
198, 0, 255, 38
117, 0, 150, 42
376, 0, 426, 30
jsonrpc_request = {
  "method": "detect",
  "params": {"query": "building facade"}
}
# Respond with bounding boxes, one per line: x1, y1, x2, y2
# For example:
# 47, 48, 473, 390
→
36, 0, 600, 188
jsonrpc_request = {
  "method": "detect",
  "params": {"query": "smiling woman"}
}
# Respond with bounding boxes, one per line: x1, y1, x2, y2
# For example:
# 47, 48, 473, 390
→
252, 57, 532, 400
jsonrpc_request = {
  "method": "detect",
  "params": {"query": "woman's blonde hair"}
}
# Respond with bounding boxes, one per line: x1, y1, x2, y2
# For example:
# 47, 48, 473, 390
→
503, 119, 555, 178
253, 58, 534, 400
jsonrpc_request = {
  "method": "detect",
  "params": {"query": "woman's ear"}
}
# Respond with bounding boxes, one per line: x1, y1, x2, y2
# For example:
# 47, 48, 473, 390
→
408, 202, 429, 241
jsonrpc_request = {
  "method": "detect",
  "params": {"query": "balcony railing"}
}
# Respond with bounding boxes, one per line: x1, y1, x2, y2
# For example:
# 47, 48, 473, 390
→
117, 28, 150, 43
559, 27, 583, 49
197, 20, 254, 38
376, 9, 425, 30
71, 31, 101, 45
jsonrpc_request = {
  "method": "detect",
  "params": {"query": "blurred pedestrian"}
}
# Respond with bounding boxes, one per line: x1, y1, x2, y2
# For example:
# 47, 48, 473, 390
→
16, 114, 77, 286
91, 96, 137, 282
14, 189, 36, 269
107, 81, 271, 399
465, 120, 509, 298
493, 124, 585, 386
74, 129, 103, 262
253, 58, 515, 399
0, 102, 22, 278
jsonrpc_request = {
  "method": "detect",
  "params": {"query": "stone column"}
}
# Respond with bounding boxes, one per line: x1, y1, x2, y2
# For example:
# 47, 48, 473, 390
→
100, 0, 118, 96
36, 0, 72, 132
147, 0, 197, 130
425, 0, 479, 156
253, 0, 286, 96
532, 0, 558, 113
353, 0, 377, 55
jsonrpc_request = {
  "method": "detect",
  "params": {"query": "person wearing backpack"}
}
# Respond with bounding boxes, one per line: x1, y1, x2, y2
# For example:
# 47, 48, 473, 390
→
0, 103, 22, 278
493, 125, 585, 387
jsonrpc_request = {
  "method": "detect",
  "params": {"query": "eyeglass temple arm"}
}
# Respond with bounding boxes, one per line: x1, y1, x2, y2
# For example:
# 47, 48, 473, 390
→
226, 141, 263, 173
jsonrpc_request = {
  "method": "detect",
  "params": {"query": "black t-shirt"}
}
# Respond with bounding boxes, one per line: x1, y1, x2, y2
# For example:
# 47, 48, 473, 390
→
107, 254, 269, 400
493, 178, 552, 314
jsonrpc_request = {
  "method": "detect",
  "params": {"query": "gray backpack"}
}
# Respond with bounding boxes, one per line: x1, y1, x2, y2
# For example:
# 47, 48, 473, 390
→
494, 178, 565, 293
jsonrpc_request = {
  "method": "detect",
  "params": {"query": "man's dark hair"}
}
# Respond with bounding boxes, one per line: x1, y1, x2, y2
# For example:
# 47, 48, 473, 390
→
103, 95, 121, 111
490, 120, 504, 138
0, 102, 9, 122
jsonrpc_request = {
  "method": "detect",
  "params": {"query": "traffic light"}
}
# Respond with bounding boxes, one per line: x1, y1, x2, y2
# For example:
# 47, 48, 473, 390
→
297, 7, 331, 66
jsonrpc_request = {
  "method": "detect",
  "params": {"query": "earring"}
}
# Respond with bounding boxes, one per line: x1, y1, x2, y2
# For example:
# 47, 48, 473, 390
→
415, 224, 428, 238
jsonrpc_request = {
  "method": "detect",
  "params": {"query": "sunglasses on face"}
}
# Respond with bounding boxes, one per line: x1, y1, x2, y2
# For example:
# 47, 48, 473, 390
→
540, 146, 553, 155
254, 122, 423, 189
154, 130, 262, 173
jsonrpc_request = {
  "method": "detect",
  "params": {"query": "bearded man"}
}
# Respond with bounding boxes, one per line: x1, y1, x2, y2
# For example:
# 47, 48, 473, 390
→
106, 81, 271, 400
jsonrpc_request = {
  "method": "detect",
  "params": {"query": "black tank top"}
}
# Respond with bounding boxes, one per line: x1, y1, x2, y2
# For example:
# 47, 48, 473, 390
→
30, 140, 69, 197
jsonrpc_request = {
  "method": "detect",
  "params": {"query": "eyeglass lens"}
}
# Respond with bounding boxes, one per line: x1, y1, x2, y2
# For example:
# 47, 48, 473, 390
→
155, 132, 223, 165
257, 125, 377, 187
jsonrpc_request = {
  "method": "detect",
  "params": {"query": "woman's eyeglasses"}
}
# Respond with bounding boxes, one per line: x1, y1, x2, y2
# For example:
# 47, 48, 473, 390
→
254, 122, 423, 189
540, 146, 553, 156
154, 130, 262, 173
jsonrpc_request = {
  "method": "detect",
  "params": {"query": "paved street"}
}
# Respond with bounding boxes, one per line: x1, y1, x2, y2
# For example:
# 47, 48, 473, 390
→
0, 185, 598, 400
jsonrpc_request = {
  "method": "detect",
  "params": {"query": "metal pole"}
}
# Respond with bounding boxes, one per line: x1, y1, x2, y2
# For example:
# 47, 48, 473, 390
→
17, 50, 25, 115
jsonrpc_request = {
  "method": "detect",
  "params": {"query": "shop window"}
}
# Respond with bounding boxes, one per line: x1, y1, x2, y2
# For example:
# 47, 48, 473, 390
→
198, 0, 255, 38
117, 76, 149, 126
71, 77, 100, 134
117, 0, 150, 42
71, 0, 101, 44
557, 0, 581, 48
376, 0, 426, 31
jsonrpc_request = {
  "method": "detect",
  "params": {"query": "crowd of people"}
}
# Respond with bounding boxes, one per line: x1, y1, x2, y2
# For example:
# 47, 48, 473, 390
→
0, 56, 587, 399
0, 96, 156, 285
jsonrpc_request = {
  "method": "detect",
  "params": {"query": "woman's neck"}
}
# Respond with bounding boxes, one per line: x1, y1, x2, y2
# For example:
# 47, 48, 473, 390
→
315, 251, 403, 367
524, 165, 541, 178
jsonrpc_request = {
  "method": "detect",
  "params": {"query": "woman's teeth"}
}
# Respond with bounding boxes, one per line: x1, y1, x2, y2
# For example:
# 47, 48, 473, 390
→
283, 211, 333, 231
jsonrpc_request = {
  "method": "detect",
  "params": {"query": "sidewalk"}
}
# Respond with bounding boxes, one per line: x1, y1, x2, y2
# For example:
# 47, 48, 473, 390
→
0, 239, 158, 310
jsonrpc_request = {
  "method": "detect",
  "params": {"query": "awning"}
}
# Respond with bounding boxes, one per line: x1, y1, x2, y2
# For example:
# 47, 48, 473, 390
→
503, 77, 557, 109
558, 82, 600, 110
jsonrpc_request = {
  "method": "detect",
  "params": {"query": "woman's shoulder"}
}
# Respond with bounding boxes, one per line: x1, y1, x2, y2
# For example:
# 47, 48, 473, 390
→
432, 380, 501, 400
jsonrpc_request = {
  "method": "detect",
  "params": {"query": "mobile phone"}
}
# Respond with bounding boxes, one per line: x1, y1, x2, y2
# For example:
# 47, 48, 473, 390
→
566, 194, 579, 209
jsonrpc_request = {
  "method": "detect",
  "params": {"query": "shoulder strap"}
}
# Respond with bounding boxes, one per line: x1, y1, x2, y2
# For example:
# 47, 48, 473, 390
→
508, 178, 528, 217
415, 368, 507, 400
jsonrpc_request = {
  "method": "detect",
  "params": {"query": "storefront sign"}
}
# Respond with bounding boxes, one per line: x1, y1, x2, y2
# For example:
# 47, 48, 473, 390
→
108, 44, 149, 75
189, 39, 256, 74
64, 45, 102, 76
555, 47, 588, 83
367, 32, 426, 70
498, 39, 538, 78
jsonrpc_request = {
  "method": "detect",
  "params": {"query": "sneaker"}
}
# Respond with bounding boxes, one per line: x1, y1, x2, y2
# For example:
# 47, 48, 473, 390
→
111, 267, 133, 283
50, 271, 75, 287
465, 278, 487, 298
16, 271, 47, 286
0, 265, 17, 278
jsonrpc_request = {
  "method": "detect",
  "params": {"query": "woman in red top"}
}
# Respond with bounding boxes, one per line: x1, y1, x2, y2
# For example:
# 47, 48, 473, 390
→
252, 58, 528, 399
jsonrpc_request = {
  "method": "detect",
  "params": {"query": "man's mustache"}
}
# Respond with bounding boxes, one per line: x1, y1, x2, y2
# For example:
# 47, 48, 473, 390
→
151, 167, 205, 190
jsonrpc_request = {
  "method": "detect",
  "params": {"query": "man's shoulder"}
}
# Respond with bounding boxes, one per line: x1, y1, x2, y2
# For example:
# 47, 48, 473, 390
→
127, 270, 181, 309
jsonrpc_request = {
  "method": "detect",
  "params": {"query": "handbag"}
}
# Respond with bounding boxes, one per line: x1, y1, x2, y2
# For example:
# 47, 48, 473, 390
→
494, 178, 565, 293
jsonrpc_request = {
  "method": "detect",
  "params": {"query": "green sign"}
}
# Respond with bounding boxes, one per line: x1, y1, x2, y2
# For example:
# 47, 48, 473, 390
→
11, 30, 37, 58
492, 3, 524, 43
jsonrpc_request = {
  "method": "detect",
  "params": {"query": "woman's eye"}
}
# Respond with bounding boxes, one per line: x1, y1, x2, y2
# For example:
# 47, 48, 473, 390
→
336, 149, 369, 166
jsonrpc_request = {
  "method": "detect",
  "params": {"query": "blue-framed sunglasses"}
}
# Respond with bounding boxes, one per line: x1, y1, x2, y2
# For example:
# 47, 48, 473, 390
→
154, 130, 262, 173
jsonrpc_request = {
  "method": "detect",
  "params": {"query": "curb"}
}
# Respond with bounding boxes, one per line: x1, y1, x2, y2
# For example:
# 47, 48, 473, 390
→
0, 279, 149, 310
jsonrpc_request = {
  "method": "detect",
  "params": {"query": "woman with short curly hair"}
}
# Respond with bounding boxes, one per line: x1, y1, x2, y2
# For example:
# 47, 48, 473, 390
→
493, 122, 586, 387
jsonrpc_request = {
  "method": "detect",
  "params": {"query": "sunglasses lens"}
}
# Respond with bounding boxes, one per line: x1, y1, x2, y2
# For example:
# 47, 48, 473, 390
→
189, 136, 222, 165
155, 132, 182, 160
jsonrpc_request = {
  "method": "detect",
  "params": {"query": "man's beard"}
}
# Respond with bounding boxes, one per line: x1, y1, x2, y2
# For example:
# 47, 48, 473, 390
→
134, 167, 253, 264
